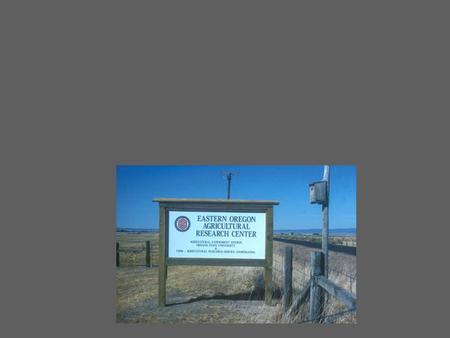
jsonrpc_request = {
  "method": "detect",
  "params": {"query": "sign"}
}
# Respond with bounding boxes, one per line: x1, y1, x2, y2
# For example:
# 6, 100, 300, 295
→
153, 198, 279, 307
168, 211, 266, 259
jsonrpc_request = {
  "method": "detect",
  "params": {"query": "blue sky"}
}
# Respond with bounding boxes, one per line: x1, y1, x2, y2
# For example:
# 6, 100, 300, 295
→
116, 165, 356, 230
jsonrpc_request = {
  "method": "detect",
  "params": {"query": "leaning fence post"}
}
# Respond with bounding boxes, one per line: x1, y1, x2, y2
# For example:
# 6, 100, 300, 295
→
309, 251, 324, 323
146, 240, 151, 267
282, 246, 293, 312
116, 242, 120, 267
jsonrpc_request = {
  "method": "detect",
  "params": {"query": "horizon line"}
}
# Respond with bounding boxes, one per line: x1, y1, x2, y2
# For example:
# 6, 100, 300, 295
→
116, 225, 357, 230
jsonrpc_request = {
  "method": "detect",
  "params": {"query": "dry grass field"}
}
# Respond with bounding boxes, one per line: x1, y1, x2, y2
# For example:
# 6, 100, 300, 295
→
276, 233, 357, 247
115, 232, 356, 324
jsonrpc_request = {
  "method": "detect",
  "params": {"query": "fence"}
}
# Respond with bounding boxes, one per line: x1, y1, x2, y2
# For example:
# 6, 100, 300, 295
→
273, 236, 357, 256
272, 246, 356, 295
272, 247, 357, 323
116, 239, 356, 323
116, 240, 356, 295
116, 240, 159, 267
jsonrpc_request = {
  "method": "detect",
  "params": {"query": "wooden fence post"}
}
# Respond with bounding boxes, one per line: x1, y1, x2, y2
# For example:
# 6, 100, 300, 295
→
116, 242, 120, 267
150, 241, 153, 268
146, 240, 151, 267
309, 251, 324, 322
282, 246, 293, 312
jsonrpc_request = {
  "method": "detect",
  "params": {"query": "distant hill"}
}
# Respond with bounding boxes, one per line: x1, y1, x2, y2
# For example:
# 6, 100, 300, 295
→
273, 228, 356, 236
116, 227, 158, 233
117, 227, 356, 235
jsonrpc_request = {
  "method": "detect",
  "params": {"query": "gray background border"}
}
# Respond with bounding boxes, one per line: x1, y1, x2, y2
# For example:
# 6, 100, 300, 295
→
2, 0, 448, 337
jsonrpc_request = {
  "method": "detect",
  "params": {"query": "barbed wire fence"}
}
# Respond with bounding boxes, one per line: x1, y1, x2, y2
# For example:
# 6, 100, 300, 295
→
116, 238, 159, 267
116, 236, 356, 324
272, 246, 357, 324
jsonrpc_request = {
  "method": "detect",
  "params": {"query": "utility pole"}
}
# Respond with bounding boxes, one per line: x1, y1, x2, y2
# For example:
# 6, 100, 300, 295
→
322, 165, 330, 277
226, 172, 233, 199
222, 171, 236, 199
308, 165, 330, 312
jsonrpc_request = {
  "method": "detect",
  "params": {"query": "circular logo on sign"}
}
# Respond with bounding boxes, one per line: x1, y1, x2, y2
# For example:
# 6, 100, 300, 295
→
174, 216, 190, 232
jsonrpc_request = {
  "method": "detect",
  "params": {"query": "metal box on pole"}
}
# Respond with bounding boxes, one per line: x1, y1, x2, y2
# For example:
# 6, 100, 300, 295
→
309, 181, 328, 205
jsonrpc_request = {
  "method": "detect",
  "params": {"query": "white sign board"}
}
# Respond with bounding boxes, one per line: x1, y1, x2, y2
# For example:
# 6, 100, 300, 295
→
168, 211, 266, 259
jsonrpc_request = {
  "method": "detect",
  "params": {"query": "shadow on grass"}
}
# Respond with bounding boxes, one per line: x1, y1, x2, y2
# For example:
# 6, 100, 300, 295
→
167, 287, 282, 306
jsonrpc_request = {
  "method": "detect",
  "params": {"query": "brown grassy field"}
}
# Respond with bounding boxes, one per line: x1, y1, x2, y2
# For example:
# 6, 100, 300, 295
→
115, 232, 356, 324
276, 233, 357, 247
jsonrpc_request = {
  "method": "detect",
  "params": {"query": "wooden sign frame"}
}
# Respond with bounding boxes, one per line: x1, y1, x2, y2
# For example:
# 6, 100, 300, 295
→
153, 198, 279, 306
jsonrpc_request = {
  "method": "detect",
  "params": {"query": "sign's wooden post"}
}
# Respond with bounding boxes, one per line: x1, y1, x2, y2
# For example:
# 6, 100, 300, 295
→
158, 204, 167, 307
154, 198, 278, 307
